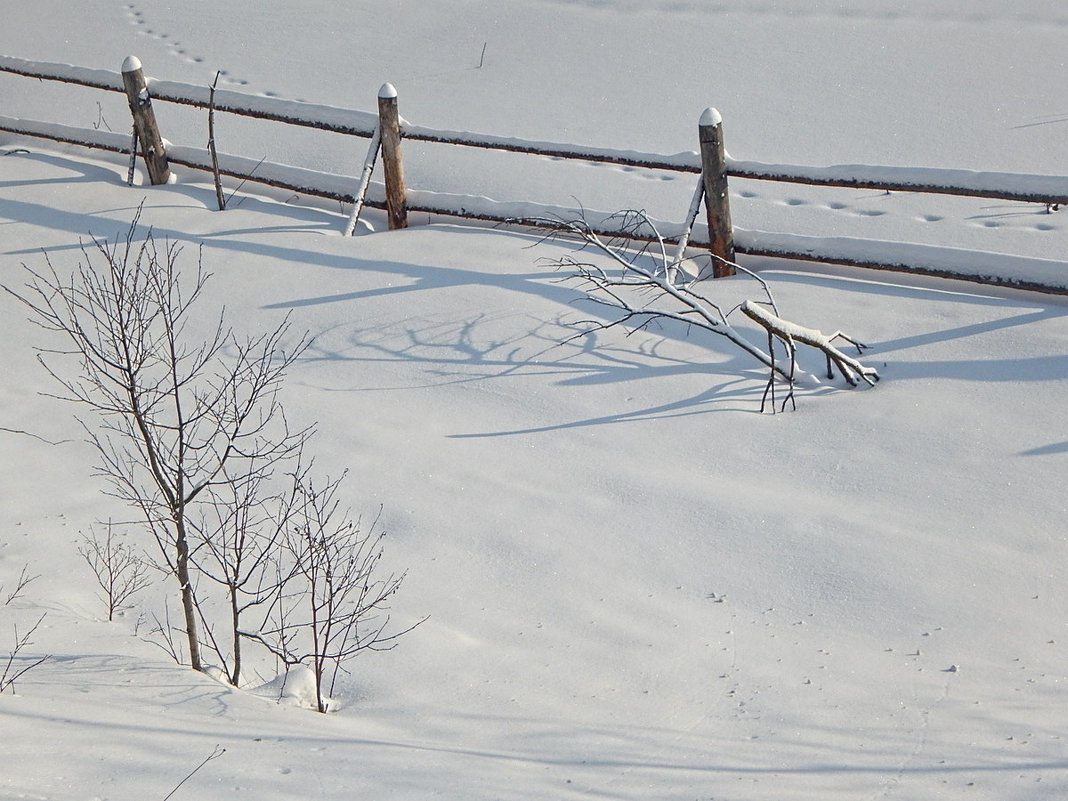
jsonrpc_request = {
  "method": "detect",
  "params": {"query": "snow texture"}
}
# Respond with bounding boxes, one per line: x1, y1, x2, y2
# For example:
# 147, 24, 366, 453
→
2, 3, 1068, 801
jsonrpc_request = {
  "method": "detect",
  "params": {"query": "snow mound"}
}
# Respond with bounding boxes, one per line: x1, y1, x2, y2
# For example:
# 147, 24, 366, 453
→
247, 665, 329, 711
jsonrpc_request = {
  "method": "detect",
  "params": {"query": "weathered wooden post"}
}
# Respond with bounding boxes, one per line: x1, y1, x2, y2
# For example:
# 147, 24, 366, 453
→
121, 56, 171, 185
377, 83, 408, 230
698, 107, 735, 277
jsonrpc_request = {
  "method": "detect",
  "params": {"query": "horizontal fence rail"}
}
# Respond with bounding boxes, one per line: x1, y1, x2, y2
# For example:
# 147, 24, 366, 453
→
728, 159, 1068, 206
400, 122, 702, 173
0, 54, 378, 136
2, 53, 1066, 293
4, 55, 1067, 205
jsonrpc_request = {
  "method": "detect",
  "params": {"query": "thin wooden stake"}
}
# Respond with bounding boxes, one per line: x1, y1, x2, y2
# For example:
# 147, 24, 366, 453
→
698, 107, 735, 277
344, 125, 381, 236
126, 125, 138, 186
667, 175, 706, 284
121, 55, 171, 185
208, 71, 226, 210
377, 83, 408, 230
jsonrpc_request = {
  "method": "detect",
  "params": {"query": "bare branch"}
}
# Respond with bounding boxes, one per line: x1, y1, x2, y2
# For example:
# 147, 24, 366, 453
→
248, 471, 421, 712
2, 566, 38, 607
530, 210, 879, 410
1, 614, 49, 694
162, 745, 226, 801
741, 301, 879, 388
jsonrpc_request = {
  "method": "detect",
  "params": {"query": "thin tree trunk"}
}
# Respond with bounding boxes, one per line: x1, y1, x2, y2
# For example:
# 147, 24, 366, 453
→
230, 585, 241, 685
174, 516, 202, 671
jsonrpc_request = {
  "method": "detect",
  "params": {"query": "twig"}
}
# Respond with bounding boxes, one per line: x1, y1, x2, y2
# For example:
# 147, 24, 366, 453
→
2, 566, 38, 606
94, 101, 113, 133
477, 42, 487, 69
161, 746, 226, 801
140, 601, 184, 665
532, 210, 879, 409
1, 614, 49, 694
0, 426, 73, 446
225, 155, 267, 206
79, 522, 152, 621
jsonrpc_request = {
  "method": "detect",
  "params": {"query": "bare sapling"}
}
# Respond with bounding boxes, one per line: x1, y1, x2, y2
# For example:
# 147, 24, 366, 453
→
2, 566, 37, 607
79, 521, 152, 621
191, 458, 303, 687
4, 207, 310, 672
533, 210, 879, 410
245, 468, 420, 712
141, 598, 186, 665
1, 566, 49, 694
1, 614, 48, 694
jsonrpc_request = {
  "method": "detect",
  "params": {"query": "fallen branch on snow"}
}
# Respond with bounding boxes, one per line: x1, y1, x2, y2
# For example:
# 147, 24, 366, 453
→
741, 300, 879, 412
530, 210, 880, 411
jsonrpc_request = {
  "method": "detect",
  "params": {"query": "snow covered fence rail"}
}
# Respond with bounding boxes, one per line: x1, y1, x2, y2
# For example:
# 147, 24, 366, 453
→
733, 229, 1068, 295
727, 159, 1068, 207
5, 54, 1067, 205
400, 121, 702, 174
0, 54, 123, 92
0, 115, 133, 156
3, 54, 1068, 291
399, 127, 1068, 208
0, 55, 378, 137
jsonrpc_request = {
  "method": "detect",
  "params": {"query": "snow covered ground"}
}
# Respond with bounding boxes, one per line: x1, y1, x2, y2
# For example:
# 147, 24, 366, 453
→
2, 2, 1067, 800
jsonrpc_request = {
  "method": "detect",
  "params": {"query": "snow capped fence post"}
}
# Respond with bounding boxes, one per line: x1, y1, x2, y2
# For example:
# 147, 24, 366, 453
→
120, 56, 171, 185
377, 83, 408, 230
699, 107, 735, 277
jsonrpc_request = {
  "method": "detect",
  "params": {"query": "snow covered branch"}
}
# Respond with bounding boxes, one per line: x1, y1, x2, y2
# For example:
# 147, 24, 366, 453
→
534, 210, 880, 410
740, 300, 878, 411
740, 301, 879, 388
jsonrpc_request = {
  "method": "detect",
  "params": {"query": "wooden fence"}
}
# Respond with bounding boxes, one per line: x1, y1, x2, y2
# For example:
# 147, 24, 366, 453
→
2, 54, 1067, 293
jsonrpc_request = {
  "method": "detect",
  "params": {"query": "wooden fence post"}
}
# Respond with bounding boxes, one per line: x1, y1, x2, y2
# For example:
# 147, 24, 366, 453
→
699, 107, 735, 277
121, 56, 171, 185
377, 83, 408, 230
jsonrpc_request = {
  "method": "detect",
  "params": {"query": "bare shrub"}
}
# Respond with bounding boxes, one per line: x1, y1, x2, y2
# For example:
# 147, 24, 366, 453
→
1, 567, 49, 694
245, 469, 421, 712
191, 459, 295, 687
5, 208, 309, 672
5, 209, 419, 697
79, 521, 152, 621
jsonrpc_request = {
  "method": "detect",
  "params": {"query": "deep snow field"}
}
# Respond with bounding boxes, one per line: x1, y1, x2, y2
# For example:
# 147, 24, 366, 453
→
2, 2, 1068, 800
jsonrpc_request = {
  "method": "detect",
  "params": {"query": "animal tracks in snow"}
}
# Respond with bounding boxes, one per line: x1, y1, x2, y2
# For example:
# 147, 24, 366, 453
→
729, 182, 1064, 244
123, 4, 250, 87
533, 159, 1063, 259
545, 156, 684, 184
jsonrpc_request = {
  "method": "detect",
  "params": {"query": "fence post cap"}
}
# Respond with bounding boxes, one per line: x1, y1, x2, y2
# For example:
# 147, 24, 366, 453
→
378, 82, 398, 100
700, 107, 722, 127
121, 55, 142, 74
